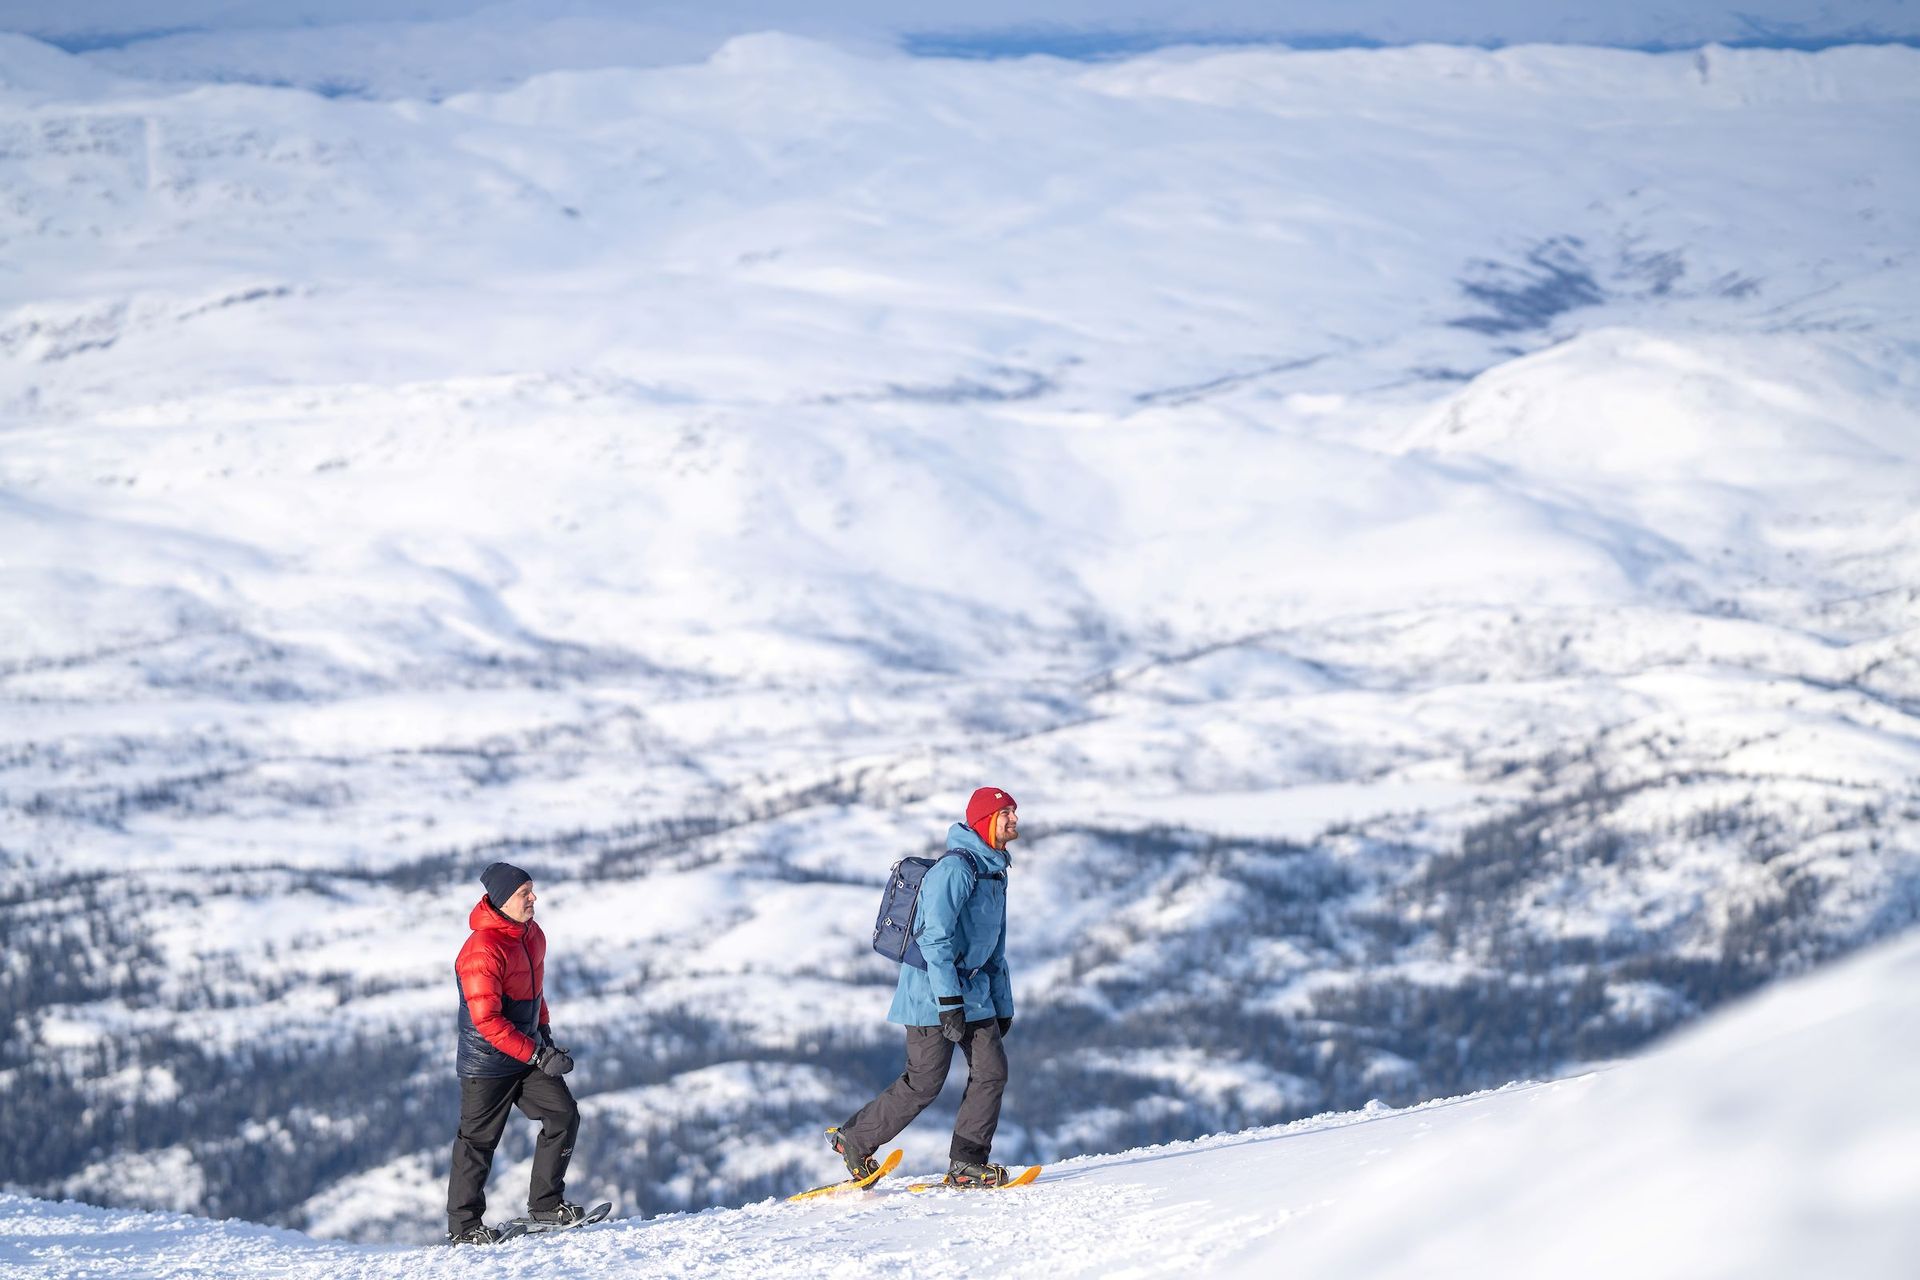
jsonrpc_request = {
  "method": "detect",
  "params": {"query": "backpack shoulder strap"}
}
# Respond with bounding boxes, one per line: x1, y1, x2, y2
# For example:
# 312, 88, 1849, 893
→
942, 848, 1004, 883
939, 847, 980, 882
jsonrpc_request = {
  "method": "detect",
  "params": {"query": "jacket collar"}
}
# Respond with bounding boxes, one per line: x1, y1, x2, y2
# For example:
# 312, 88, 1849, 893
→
468, 895, 528, 937
947, 821, 1011, 873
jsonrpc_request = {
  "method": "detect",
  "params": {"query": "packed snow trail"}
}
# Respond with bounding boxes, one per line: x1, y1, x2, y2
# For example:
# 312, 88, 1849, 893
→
0, 1087, 1562, 1279
6, 927, 1918, 1279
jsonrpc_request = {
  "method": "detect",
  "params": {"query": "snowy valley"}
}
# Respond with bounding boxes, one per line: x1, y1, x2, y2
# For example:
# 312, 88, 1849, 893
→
1, 15, 1918, 1256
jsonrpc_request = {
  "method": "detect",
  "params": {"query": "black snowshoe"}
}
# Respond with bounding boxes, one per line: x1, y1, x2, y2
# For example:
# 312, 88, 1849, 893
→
529, 1202, 591, 1228
500, 1200, 613, 1237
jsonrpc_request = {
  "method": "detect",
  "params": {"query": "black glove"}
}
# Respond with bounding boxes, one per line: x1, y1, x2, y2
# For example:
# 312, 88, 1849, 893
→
997, 1016, 1013, 1038
939, 1008, 967, 1043
532, 1045, 574, 1076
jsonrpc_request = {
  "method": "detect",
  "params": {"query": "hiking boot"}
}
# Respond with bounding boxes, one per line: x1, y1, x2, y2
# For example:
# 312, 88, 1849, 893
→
945, 1159, 1010, 1188
448, 1224, 503, 1245
528, 1202, 588, 1227
827, 1127, 879, 1181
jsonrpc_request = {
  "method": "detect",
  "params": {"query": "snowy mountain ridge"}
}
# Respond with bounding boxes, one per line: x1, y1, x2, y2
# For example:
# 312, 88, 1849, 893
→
12, 0, 1920, 101
2, 28, 1918, 1244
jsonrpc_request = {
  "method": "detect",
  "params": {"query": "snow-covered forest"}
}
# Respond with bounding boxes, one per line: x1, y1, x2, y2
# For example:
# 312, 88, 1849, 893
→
1, 1, 1917, 1268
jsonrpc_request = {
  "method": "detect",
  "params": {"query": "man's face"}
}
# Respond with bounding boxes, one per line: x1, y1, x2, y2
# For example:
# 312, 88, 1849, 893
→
501, 881, 537, 922
995, 807, 1019, 847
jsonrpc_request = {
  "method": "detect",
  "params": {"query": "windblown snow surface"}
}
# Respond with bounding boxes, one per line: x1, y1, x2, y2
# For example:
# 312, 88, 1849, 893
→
3, 16, 1920, 1252
4, 927, 1916, 1279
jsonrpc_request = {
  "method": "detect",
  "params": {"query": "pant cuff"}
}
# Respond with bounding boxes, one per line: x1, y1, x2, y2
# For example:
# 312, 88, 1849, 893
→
949, 1139, 990, 1165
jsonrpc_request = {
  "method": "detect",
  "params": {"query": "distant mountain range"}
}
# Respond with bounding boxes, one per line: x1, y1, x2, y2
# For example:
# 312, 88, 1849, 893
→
6, 2, 1920, 98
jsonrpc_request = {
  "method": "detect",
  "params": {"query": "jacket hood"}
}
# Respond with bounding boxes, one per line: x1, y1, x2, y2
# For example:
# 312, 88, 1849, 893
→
468, 895, 528, 937
948, 821, 1011, 873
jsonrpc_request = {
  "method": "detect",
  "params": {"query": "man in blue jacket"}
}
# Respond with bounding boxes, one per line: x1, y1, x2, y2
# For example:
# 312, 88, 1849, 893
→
831, 787, 1019, 1187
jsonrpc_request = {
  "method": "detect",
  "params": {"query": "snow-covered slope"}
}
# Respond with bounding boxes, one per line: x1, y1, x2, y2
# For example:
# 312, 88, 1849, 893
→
3, 27, 1918, 1241
5, 926, 1916, 1279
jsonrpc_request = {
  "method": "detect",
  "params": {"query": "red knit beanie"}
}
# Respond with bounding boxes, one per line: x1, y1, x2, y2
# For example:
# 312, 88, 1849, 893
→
966, 786, 1017, 844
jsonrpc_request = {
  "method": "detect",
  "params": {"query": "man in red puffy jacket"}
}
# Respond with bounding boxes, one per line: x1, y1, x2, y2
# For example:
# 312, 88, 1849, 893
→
446, 862, 585, 1244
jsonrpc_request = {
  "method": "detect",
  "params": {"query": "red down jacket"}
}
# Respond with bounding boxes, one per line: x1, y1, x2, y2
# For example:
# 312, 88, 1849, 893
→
454, 896, 550, 1078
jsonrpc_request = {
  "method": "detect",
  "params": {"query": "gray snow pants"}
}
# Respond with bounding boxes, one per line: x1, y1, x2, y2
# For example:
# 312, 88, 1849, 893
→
840, 1019, 1008, 1166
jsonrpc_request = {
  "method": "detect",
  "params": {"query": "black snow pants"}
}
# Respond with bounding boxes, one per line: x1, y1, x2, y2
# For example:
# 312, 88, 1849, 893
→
839, 1019, 1008, 1166
446, 1067, 580, 1236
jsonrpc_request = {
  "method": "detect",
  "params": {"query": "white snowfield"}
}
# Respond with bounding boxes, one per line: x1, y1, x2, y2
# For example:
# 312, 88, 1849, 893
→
5, 16, 1920, 1247
5, 33, 1918, 872
4, 927, 1915, 1279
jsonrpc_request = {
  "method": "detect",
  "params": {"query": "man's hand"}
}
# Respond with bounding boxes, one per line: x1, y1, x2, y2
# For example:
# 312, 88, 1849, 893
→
532, 1045, 575, 1076
997, 1015, 1013, 1038
939, 1008, 967, 1043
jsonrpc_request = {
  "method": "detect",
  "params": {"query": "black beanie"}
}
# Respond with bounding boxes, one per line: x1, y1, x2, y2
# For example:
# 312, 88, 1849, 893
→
481, 861, 532, 909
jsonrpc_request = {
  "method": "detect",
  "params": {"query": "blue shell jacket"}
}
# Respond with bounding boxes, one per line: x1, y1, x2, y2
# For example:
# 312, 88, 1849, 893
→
887, 822, 1013, 1027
